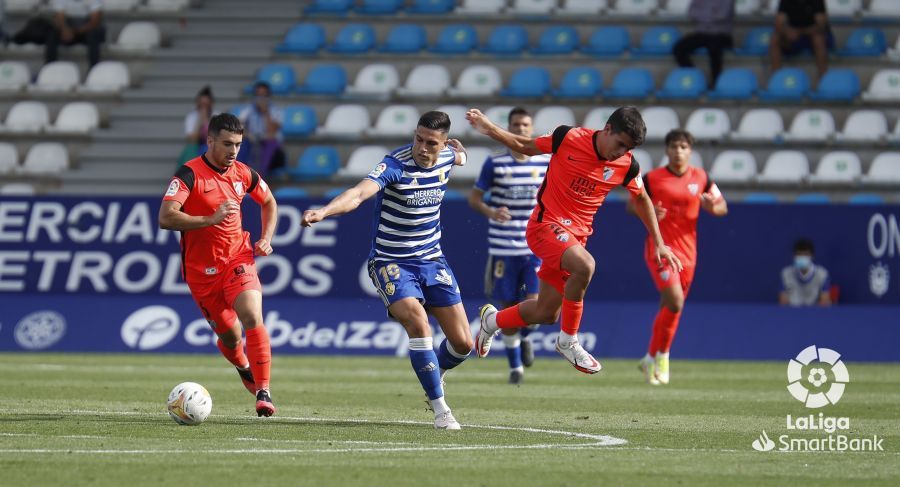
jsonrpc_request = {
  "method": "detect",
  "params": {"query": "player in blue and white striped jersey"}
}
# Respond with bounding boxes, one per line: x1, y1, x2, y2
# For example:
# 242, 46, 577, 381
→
301, 111, 473, 430
468, 107, 550, 385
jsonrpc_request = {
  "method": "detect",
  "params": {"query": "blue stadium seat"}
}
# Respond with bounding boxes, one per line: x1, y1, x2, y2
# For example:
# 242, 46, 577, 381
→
743, 192, 778, 204
274, 187, 310, 199
280, 105, 318, 137
758, 68, 810, 102
379, 24, 426, 53
837, 28, 886, 56
357, 0, 403, 15
304, 0, 352, 15
431, 24, 478, 54
481, 25, 529, 56
500, 66, 551, 97
553, 67, 602, 98
248, 64, 295, 95
581, 26, 629, 58
631, 26, 680, 57
407, 0, 454, 14
329, 24, 375, 54
604, 68, 655, 99
734, 26, 772, 56
297, 64, 347, 95
848, 193, 885, 205
656, 67, 706, 100
808, 69, 860, 101
289, 146, 340, 181
531, 26, 579, 55
276, 23, 325, 54
794, 193, 831, 204
707, 68, 758, 100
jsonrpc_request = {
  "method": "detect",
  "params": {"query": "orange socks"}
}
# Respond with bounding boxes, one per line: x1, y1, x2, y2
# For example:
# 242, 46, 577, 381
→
560, 299, 583, 336
245, 326, 272, 392
648, 308, 681, 356
216, 338, 248, 369
496, 304, 528, 329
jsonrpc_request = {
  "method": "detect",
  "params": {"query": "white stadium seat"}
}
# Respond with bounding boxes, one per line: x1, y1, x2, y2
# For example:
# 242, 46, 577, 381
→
631, 149, 653, 175
396, 65, 451, 97
112, 21, 162, 51
889, 119, 900, 143
78, 61, 131, 93
809, 151, 862, 184
583, 106, 617, 129
642, 106, 680, 141
710, 150, 758, 183
888, 35, 900, 61
758, 151, 810, 184
826, 0, 861, 17
555, 0, 607, 15
435, 105, 472, 137
2, 101, 50, 133
862, 153, 900, 184
835, 110, 888, 142
609, 0, 657, 16
457, 0, 505, 15
318, 104, 371, 137
862, 69, 900, 101
340, 145, 390, 177
657, 0, 690, 17
346, 64, 400, 98
0, 61, 31, 92
864, 0, 900, 19
508, 0, 556, 15
368, 105, 419, 137
685, 108, 731, 140
104, 0, 142, 12
452, 146, 492, 181
730, 109, 784, 141
448, 65, 502, 98
28, 61, 80, 93
48, 102, 100, 134
735, 0, 761, 15
142, 0, 190, 12
21, 143, 69, 175
533, 106, 576, 137
0, 183, 36, 195
0, 143, 19, 175
784, 109, 836, 142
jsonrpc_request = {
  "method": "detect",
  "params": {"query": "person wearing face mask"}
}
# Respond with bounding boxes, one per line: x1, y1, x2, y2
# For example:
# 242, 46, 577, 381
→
780, 238, 832, 307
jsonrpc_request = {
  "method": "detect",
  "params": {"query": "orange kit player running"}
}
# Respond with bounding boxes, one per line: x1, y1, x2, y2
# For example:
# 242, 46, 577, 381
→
628, 129, 727, 385
466, 106, 683, 374
159, 113, 278, 416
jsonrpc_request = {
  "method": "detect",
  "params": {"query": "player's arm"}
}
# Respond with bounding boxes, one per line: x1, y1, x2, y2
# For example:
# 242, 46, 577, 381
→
779, 291, 790, 305
466, 108, 542, 156
301, 179, 381, 227
158, 199, 238, 231
254, 190, 277, 256
700, 179, 728, 217
633, 188, 683, 273
447, 139, 467, 166
468, 188, 510, 223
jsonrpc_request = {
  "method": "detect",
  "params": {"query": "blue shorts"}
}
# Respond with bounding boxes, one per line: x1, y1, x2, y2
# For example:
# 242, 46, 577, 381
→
484, 254, 541, 304
368, 258, 462, 315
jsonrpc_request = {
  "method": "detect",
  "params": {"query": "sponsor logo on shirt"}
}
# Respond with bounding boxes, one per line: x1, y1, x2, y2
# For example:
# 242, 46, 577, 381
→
205, 267, 217, 275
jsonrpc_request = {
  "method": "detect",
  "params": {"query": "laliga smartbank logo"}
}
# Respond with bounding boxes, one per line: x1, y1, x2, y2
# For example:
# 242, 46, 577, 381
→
751, 345, 884, 453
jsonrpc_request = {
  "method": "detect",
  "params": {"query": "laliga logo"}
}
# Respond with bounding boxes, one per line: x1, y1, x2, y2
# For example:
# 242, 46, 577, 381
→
121, 306, 180, 350
787, 345, 849, 408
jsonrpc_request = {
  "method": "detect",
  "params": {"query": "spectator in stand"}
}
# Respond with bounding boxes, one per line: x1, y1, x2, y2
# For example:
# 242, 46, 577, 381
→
768, 0, 832, 80
238, 81, 286, 177
780, 238, 832, 307
672, 0, 735, 88
180, 85, 216, 165
45, 0, 106, 67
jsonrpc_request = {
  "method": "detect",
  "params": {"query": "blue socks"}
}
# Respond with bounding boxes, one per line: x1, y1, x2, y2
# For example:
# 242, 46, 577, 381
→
502, 333, 523, 369
437, 338, 470, 372
409, 337, 442, 400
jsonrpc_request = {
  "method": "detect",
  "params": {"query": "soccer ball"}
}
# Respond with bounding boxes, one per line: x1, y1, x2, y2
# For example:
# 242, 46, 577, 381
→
166, 382, 212, 425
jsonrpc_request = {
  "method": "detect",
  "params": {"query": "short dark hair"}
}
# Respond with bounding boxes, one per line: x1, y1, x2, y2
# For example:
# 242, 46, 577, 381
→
794, 238, 815, 254
418, 111, 451, 133
208, 113, 243, 137
196, 85, 213, 101
253, 81, 272, 95
606, 106, 646, 147
508, 106, 531, 125
664, 128, 694, 147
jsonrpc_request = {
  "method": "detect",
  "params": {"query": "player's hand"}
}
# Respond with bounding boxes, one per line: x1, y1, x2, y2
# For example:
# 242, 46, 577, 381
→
654, 201, 667, 221
656, 245, 684, 274
301, 209, 325, 227
465, 108, 494, 135
491, 206, 511, 223
700, 193, 716, 211
447, 138, 466, 154
209, 200, 239, 225
254, 238, 273, 256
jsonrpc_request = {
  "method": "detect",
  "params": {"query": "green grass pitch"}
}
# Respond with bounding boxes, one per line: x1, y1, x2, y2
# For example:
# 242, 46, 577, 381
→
0, 353, 897, 486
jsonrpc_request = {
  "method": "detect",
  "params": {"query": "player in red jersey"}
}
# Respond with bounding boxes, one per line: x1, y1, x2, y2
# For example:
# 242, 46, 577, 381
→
158, 113, 279, 416
466, 106, 682, 374
628, 129, 727, 385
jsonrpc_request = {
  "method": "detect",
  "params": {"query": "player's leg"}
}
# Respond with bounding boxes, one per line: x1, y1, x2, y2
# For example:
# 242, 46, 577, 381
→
191, 283, 256, 395
227, 261, 274, 416
516, 254, 543, 369
553, 244, 602, 374
428, 303, 474, 380
484, 255, 523, 381
652, 266, 694, 385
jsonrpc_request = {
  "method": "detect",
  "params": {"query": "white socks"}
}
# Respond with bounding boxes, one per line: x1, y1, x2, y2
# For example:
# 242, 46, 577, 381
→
501, 333, 521, 349
557, 330, 576, 347
430, 396, 450, 416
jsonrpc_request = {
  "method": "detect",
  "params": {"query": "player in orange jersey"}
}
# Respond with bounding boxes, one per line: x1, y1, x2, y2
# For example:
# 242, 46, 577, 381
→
466, 106, 682, 375
628, 129, 727, 385
159, 113, 279, 416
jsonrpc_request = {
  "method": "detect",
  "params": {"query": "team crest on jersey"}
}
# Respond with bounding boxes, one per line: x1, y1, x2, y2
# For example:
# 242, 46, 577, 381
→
557, 232, 570, 243
233, 182, 245, 197
603, 167, 614, 181
369, 162, 387, 178
688, 183, 699, 196
165, 179, 180, 197
439, 168, 448, 183
384, 282, 395, 296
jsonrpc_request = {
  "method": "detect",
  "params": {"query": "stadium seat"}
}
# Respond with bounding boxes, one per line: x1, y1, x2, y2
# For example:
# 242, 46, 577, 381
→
481, 25, 529, 56
581, 26, 629, 57
827, 0, 861, 18
289, 146, 340, 181
784, 109, 836, 142
710, 150, 758, 183
397, 64, 451, 97
808, 69, 860, 101
0, 61, 30, 92
341, 145, 390, 177
862, 153, 900, 184
431, 24, 478, 54
280, 105, 318, 137
482, 106, 516, 128
889, 119, 900, 143
533, 106, 576, 136
379, 24, 427, 53
743, 192, 778, 204
1, 101, 50, 133
78, 61, 130, 93
862, 69, 900, 101
28, 61, 80, 93
531, 26, 579, 55
757, 151, 810, 184
447, 65, 502, 97
329, 24, 375, 54
436, 105, 471, 136
707, 68, 758, 100
555, 0, 606, 15
142, 0, 188, 12
734, 27, 772, 56
848, 193, 885, 205
297, 64, 346, 95
112, 21, 161, 51
642, 106, 680, 141
103, 0, 141, 12
583, 106, 617, 129
631, 149, 652, 174
453, 146, 492, 180
508, 0, 556, 15
0, 183, 35, 195
5, 0, 42, 12
318, 104, 371, 137
659, 152, 703, 169
273, 187, 310, 199
456, 0, 505, 14
735, 0, 761, 15
47, 102, 100, 134
631, 26, 680, 56
758, 68, 810, 101
357, 0, 403, 15
604, 68, 655, 99
730, 109, 784, 141
835, 110, 888, 142
553, 67, 602, 98
346, 64, 400, 98
368, 105, 419, 136
21, 143, 69, 175
794, 193, 831, 204
760, 0, 779, 15
837, 28, 885, 56
657, 0, 690, 16
500, 66, 551, 98
276, 23, 326, 53
250, 64, 296, 95
305, 0, 353, 14
808, 151, 862, 184
863, 0, 900, 20
685, 108, 731, 140
610, 0, 657, 16
0, 143, 18, 174
656, 67, 706, 100
408, 0, 454, 14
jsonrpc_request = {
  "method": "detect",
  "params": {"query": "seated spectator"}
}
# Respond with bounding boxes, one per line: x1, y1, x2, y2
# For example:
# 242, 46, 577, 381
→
238, 81, 286, 177
768, 0, 832, 80
179, 86, 216, 165
672, 0, 735, 88
45, 0, 106, 68
780, 238, 832, 307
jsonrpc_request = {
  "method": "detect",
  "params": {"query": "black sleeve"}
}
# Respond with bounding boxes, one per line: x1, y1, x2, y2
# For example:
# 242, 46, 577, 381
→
551, 125, 573, 153
621, 154, 642, 189
174, 164, 195, 192
704, 171, 714, 193
247, 168, 260, 194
